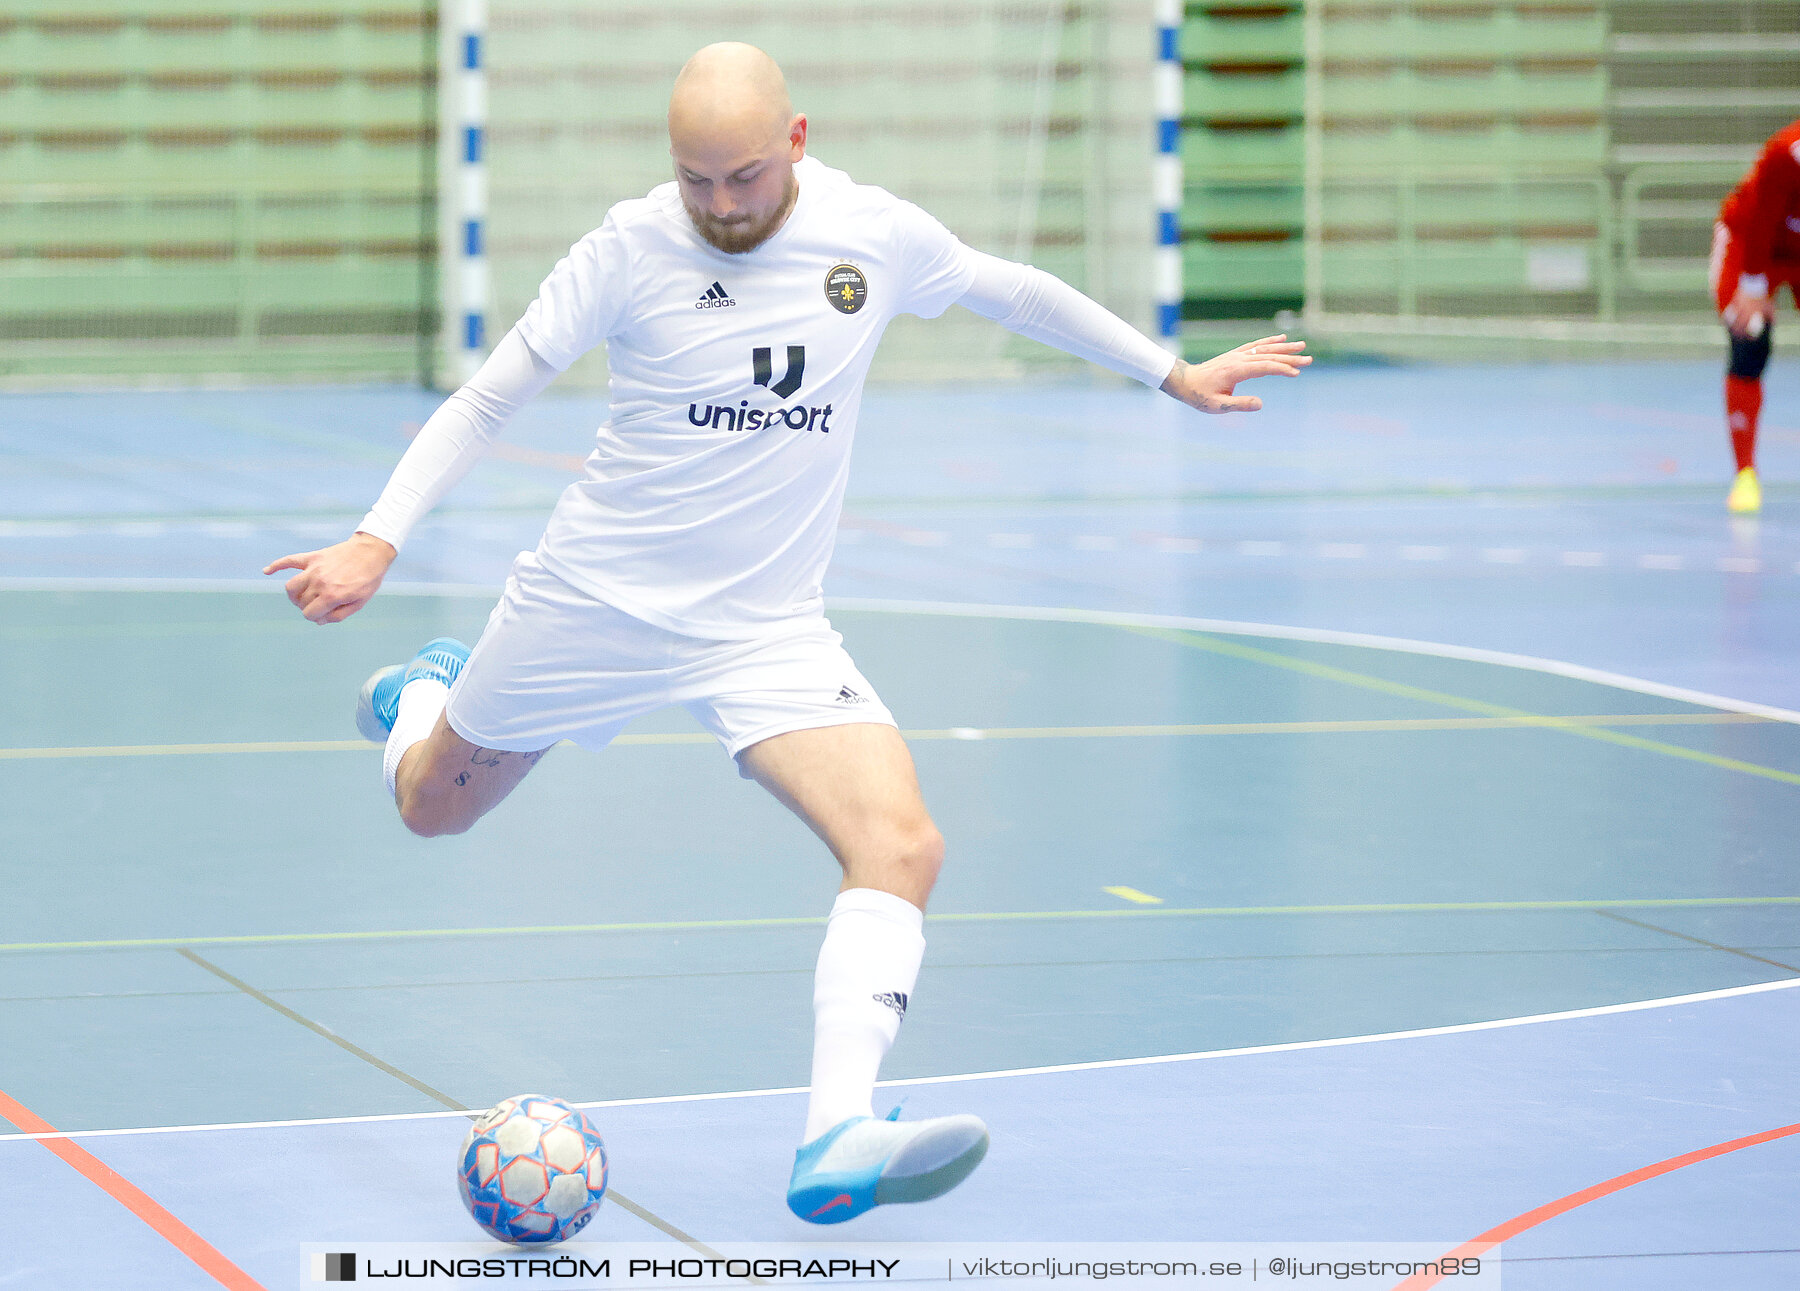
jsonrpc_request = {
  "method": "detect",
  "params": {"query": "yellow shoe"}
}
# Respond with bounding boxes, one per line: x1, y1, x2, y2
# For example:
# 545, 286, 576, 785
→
1727, 467, 1762, 514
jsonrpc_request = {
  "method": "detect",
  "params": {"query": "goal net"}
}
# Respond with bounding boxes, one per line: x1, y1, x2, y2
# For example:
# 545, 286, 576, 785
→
477, 0, 1157, 387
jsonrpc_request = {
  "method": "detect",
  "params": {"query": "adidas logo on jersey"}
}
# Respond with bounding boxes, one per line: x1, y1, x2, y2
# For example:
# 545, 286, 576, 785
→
835, 685, 869, 705
872, 991, 908, 1018
695, 281, 736, 309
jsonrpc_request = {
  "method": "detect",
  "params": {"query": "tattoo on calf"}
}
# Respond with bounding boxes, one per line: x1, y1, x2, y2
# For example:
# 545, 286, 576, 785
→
450, 747, 543, 789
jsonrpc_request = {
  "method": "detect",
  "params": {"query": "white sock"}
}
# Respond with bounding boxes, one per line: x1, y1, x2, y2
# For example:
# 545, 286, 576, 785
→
382, 679, 448, 798
802, 887, 926, 1143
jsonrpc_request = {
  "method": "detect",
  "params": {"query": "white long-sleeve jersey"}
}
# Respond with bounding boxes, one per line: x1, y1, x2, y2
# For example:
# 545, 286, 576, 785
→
359, 156, 1176, 638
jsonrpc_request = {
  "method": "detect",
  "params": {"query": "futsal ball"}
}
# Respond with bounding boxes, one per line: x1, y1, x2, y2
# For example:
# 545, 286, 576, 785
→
457, 1095, 608, 1244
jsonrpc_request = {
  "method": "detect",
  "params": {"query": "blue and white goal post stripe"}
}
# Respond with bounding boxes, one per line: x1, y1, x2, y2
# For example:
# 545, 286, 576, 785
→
439, 0, 489, 387
1154, 0, 1183, 355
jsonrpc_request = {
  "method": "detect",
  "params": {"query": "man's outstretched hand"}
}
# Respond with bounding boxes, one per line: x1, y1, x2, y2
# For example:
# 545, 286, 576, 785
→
1161, 334, 1310, 413
263, 532, 397, 624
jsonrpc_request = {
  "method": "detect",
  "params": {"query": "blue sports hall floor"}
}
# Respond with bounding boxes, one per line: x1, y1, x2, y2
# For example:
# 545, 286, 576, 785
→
1, 357, 1797, 1288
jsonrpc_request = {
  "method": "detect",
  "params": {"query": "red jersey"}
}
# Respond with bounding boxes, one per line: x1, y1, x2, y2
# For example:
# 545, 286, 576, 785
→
1719, 119, 1800, 279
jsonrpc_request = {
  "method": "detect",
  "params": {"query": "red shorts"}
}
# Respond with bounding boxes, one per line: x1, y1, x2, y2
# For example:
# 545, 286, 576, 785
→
1711, 222, 1799, 315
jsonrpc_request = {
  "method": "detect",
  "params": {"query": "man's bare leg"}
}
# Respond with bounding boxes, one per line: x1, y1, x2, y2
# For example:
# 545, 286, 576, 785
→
737, 722, 943, 907
393, 712, 550, 838
740, 722, 986, 1222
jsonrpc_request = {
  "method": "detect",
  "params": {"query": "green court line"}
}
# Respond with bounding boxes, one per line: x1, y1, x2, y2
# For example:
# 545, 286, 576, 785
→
1129, 625, 1800, 788
175, 950, 727, 1259
5, 895, 1798, 954
1592, 910, 1800, 976
0, 713, 1773, 762
178, 948, 467, 1109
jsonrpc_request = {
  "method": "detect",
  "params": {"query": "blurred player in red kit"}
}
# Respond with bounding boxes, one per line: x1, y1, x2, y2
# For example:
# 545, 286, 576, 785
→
1712, 119, 1800, 514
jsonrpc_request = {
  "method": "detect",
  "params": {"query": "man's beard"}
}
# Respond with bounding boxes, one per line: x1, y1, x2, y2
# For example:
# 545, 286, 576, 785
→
682, 171, 799, 254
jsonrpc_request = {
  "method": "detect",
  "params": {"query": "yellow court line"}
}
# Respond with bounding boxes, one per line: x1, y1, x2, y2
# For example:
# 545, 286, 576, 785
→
0, 713, 1773, 761
1104, 886, 1165, 905
0, 739, 377, 760
0, 734, 713, 760
1129, 626, 1800, 789
3, 895, 1797, 954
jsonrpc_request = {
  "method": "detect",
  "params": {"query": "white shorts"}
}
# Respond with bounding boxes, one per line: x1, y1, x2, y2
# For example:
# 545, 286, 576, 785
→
445, 552, 896, 762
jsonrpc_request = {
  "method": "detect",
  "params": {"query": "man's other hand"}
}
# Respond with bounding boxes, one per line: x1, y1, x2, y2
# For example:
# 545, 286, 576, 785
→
1160, 334, 1311, 413
262, 532, 397, 624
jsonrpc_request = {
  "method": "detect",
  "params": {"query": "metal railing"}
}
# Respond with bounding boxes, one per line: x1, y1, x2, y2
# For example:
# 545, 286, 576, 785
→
0, 180, 433, 374
1303, 168, 1616, 316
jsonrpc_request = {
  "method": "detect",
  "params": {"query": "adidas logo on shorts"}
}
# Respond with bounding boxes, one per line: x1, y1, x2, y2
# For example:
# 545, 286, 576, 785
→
873, 991, 908, 1018
835, 685, 869, 704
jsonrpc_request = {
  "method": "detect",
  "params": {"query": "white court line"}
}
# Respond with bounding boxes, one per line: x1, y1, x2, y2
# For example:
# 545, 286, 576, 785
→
827, 596, 1800, 725
0, 576, 505, 597
0, 585, 1795, 1143
4, 977, 1794, 1146
4, 580, 1797, 724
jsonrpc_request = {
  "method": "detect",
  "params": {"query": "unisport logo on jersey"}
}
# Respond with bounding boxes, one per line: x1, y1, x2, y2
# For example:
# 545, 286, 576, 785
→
687, 344, 835, 435
753, 344, 805, 397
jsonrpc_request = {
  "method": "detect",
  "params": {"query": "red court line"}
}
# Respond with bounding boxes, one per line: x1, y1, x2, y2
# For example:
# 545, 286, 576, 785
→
1394, 1121, 1800, 1290
0, 1087, 266, 1291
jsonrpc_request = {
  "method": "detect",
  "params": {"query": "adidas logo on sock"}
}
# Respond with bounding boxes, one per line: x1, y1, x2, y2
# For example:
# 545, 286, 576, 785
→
873, 991, 908, 1019
836, 685, 869, 705
696, 281, 736, 309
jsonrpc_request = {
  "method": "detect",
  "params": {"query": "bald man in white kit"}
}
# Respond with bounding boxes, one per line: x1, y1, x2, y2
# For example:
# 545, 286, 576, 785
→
266, 43, 1308, 1224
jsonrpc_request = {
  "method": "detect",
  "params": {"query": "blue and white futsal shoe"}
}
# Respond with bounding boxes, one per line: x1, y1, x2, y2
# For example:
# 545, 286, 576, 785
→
786, 1109, 989, 1224
354, 636, 470, 742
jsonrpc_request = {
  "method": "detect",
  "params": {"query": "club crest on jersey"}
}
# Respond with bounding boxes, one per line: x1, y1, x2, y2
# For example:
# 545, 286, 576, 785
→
824, 263, 868, 314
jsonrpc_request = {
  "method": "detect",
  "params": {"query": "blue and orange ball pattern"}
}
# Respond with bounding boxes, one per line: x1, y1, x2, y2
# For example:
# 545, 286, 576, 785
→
458, 1095, 608, 1244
